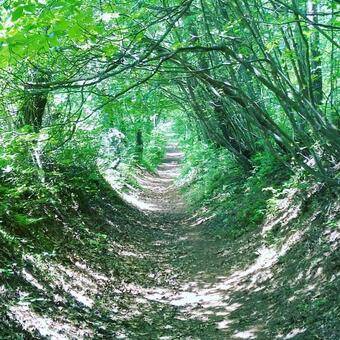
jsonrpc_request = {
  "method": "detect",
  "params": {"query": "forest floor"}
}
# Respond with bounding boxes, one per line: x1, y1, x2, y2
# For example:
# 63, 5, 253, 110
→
101, 143, 339, 339
1, 143, 339, 339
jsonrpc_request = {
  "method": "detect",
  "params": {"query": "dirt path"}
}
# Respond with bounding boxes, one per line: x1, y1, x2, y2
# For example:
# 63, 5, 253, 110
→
119, 143, 261, 339
4, 143, 251, 340
5, 142, 336, 339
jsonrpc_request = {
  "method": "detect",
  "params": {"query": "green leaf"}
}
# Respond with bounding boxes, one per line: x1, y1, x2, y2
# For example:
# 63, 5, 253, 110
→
12, 7, 24, 21
0, 45, 10, 67
103, 44, 119, 57
15, 214, 44, 226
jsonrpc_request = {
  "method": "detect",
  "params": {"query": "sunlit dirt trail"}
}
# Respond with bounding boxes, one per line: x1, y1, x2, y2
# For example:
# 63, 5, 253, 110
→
116, 143, 272, 339
5, 141, 337, 339
113, 141, 332, 340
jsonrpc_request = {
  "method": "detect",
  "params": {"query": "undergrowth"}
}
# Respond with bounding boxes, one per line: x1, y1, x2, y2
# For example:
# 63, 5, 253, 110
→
178, 136, 339, 339
140, 130, 167, 172
180, 139, 292, 239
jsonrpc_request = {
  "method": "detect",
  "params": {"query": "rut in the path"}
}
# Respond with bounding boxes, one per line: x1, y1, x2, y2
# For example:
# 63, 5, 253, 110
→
135, 143, 186, 213
115, 141, 329, 340
4, 141, 337, 339
117, 143, 269, 339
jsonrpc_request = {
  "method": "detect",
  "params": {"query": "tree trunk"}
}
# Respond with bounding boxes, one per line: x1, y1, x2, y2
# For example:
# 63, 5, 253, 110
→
307, 0, 323, 107
19, 70, 49, 132
135, 129, 143, 162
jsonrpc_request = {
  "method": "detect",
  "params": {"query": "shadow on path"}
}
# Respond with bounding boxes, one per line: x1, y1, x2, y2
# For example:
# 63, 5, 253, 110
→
113, 141, 339, 340
4, 139, 337, 339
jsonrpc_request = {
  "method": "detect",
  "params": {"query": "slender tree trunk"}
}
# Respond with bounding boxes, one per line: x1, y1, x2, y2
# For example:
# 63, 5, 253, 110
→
307, 0, 323, 107
19, 70, 49, 132
135, 129, 143, 162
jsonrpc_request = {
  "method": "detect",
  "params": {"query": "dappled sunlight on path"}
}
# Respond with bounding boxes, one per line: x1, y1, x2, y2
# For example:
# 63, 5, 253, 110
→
103, 143, 288, 338
6, 140, 337, 339
103, 141, 338, 339
105, 143, 186, 213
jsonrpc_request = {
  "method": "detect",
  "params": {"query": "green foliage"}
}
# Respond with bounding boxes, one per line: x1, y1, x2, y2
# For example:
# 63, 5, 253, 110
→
14, 214, 44, 226
0, 1, 338, 337
141, 130, 166, 171
51, 128, 101, 171
180, 137, 290, 240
